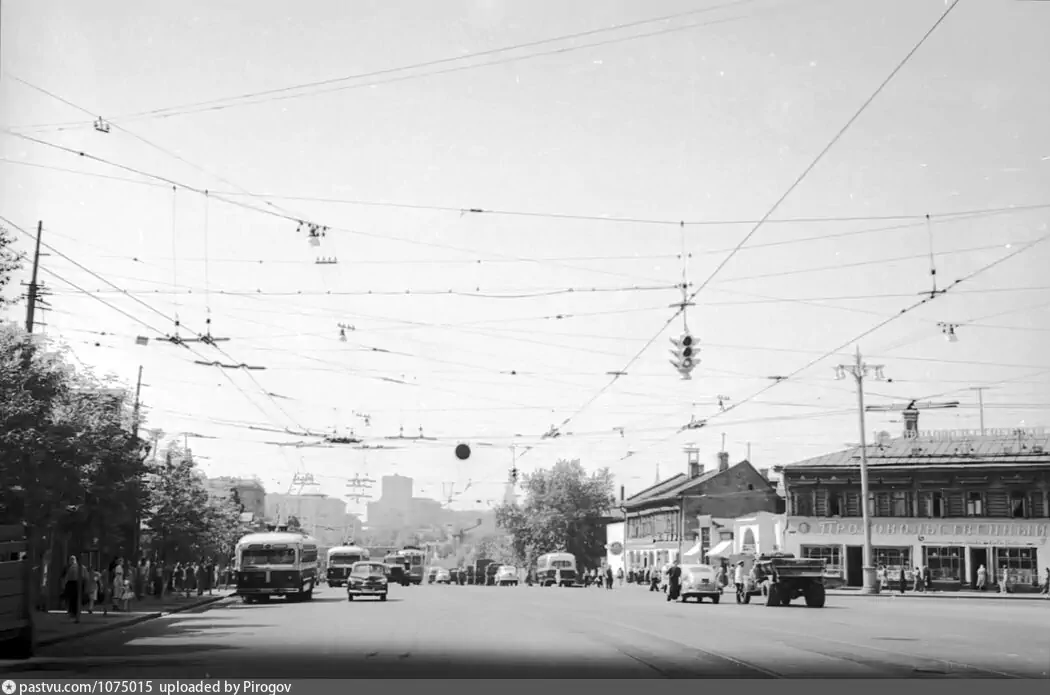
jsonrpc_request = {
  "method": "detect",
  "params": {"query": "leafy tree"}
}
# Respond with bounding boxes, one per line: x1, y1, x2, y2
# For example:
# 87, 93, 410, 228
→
0, 324, 148, 606
470, 534, 517, 565
199, 488, 250, 563
143, 444, 212, 561
0, 224, 22, 307
495, 459, 615, 570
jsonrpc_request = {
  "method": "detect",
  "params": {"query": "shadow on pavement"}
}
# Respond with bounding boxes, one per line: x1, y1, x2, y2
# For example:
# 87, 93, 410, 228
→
7, 652, 998, 678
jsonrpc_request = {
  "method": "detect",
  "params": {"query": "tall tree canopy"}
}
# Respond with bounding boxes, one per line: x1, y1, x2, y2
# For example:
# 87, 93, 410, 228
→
0, 324, 148, 540
495, 459, 615, 570
0, 224, 22, 307
143, 444, 214, 561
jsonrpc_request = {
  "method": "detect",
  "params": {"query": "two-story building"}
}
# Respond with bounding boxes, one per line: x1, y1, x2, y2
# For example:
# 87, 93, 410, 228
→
777, 420, 1050, 592
622, 449, 783, 571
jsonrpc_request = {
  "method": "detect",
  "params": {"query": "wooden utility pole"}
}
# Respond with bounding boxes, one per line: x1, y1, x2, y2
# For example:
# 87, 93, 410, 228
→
24, 221, 43, 333
132, 365, 143, 434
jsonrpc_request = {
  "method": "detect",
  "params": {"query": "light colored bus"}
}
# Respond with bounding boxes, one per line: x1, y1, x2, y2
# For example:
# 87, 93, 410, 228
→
235, 531, 319, 603
398, 546, 426, 585
536, 552, 578, 587
326, 545, 370, 587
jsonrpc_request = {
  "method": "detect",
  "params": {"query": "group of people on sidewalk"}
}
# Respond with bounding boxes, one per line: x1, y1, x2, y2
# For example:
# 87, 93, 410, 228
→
59, 555, 228, 623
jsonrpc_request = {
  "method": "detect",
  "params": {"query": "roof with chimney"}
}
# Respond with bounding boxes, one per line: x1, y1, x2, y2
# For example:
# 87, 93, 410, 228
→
624, 458, 775, 510
778, 434, 1050, 472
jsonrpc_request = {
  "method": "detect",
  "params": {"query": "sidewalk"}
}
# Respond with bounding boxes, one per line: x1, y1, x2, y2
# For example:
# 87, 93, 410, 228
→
828, 588, 1049, 601
624, 582, 1049, 601
33, 590, 233, 648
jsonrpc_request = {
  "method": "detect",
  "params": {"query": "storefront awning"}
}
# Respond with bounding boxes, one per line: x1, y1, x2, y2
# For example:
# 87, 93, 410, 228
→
682, 542, 704, 558
706, 539, 733, 558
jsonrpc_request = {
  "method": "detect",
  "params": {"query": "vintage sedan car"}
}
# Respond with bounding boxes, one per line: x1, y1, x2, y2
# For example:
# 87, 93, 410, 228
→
678, 563, 723, 603
495, 565, 519, 586
347, 561, 389, 601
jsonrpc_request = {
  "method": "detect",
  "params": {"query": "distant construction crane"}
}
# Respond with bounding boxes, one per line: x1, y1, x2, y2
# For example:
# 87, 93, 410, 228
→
865, 399, 960, 437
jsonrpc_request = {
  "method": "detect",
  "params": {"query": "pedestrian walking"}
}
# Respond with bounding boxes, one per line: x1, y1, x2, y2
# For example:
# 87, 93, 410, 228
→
898, 567, 906, 594
100, 562, 112, 616
999, 567, 1009, 594
734, 560, 746, 599
976, 564, 987, 591
605, 565, 613, 590
666, 560, 682, 602
1041, 568, 1049, 599
84, 564, 98, 613
922, 565, 932, 592
912, 566, 924, 592
62, 556, 82, 623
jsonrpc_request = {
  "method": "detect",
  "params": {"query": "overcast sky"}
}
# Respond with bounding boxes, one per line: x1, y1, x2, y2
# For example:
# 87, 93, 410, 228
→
2, 0, 1049, 516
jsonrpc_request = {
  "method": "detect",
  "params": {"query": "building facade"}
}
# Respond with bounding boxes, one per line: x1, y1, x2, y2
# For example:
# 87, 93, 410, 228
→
777, 424, 1050, 591
622, 450, 783, 571
204, 476, 266, 522
265, 492, 356, 547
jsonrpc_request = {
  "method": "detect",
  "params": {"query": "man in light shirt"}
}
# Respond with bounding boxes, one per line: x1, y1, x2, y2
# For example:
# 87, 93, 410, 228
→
733, 560, 746, 597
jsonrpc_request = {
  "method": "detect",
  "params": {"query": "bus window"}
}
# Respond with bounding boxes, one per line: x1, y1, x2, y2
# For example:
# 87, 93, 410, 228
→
241, 548, 296, 565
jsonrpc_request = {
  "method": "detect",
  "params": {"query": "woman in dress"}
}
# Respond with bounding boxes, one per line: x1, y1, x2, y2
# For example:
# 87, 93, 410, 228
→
112, 558, 125, 611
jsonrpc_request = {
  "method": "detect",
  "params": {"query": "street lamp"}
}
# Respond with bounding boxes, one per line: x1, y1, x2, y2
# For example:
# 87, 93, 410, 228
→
835, 346, 887, 596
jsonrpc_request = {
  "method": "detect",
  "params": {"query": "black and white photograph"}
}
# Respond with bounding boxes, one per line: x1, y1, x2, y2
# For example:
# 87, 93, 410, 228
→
1, 0, 1049, 680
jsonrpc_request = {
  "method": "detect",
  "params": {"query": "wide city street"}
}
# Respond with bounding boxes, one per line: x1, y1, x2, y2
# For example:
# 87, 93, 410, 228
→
4, 584, 1048, 679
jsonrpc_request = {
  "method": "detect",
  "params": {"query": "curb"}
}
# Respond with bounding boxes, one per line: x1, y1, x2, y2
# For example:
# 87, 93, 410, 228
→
36, 594, 232, 648
828, 591, 1049, 602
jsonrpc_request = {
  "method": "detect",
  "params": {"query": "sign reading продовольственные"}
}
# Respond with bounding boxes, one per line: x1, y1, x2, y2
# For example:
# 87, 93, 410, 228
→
790, 518, 1049, 545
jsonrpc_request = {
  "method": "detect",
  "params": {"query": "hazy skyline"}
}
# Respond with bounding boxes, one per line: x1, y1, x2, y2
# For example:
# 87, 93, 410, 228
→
2, 0, 1049, 513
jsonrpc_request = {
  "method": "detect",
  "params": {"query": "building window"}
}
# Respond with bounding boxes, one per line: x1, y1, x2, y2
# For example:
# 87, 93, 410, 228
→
827, 491, 843, 517
922, 546, 963, 583
792, 490, 815, 516
966, 492, 984, 517
870, 492, 908, 517
889, 491, 909, 517
800, 545, 842, 578
1010, 491, 1028, 519
844, 491, 861, 517
919, 491, 945, 518
874, 547, 913, 577
995, 548, 1039, 587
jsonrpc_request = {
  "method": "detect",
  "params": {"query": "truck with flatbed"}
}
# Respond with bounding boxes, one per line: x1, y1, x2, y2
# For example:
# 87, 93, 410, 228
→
739, 553, 827, 608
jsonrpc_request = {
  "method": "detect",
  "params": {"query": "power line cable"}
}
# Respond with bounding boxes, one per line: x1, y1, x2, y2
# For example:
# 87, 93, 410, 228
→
7, 154, 1050, 230
5, 0, 769, 129
1, 130, 666, 287
625, 230, 1050, 460
519, 0, 965, 456
1, 215, 306, 432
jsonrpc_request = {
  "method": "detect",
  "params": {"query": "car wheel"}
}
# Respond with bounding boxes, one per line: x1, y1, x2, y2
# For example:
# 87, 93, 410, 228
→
347, 594, 354, 601
711, 594, 721, 604
380, 594, 387, 601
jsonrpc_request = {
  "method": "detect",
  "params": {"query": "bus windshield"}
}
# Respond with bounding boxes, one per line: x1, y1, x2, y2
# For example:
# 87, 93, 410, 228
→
329, 555, 363, 566
241, 548, 296, 566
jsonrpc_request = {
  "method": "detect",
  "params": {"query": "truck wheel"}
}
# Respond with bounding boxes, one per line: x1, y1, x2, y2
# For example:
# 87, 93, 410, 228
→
766, 583, 781, 607
804, 582, 827, 608
710, 594, 720, 604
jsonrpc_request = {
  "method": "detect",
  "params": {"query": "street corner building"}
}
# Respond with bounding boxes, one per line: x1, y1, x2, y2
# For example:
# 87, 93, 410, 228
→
776, 416, 1050, 592
618, 446, 785, 571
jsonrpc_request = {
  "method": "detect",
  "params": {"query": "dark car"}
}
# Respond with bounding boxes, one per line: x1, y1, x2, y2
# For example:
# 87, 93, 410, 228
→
347, 561, 389, 602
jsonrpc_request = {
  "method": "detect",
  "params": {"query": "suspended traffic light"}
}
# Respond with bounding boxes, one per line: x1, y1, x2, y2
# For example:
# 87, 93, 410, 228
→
669, 333, 698, 379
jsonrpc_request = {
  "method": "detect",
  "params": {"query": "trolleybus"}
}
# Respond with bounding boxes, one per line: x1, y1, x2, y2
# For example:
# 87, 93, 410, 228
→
235, 531, 319, 602
326, 544, 370, 587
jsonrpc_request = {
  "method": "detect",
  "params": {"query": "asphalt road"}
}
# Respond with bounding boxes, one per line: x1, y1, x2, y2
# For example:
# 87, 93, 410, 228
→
4, 583, 1048, 678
